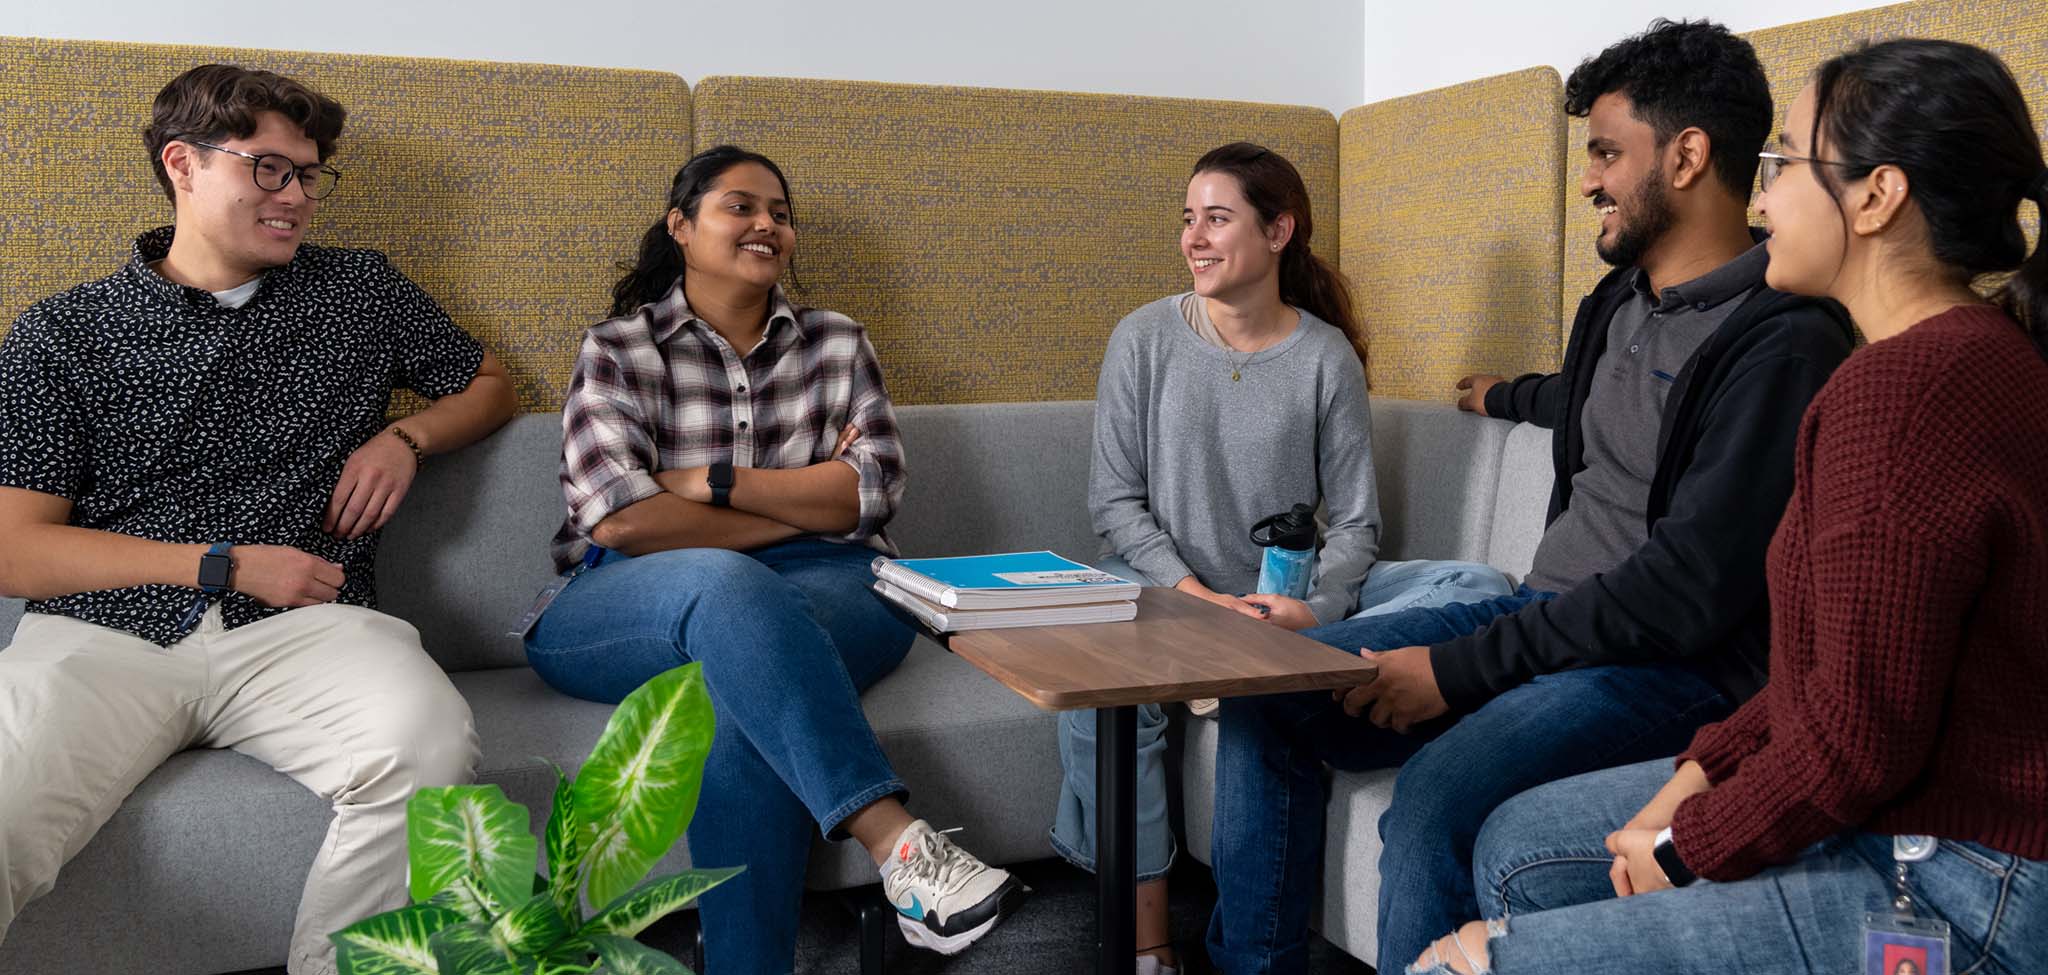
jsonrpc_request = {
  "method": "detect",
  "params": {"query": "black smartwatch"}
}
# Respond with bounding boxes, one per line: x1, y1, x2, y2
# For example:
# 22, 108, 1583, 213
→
197, 542, 235, 593
707, 462, 736, 508
1652, 827, 1698, 887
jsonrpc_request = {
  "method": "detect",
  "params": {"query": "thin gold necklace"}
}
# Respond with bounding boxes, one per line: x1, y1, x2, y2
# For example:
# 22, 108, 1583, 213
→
1226, 345, 1252, 381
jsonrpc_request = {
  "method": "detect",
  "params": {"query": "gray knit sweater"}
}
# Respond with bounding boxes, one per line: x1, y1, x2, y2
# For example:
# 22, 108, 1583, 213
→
1088, 295, 1380, 623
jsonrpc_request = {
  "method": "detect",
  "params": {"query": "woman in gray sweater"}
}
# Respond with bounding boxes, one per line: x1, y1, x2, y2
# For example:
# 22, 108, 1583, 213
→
1055, 143, 1512, 974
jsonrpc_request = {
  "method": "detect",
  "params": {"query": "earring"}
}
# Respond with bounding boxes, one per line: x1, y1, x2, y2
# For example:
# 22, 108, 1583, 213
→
1271, 243, 1281, 251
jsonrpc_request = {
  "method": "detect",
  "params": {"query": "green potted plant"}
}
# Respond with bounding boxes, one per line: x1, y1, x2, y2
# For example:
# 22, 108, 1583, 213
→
329, 662, 740, 974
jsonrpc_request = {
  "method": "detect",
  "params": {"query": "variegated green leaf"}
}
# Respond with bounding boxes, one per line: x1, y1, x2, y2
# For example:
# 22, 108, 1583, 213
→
407, 785, 537, 912
331, 904, 462, 975
426, 920, 519, 975
586, 934, 689, 974
489, 892, 571, 956
573, 664, 715, 907
426, 878, 492, 924
584, 867, 743, 940
537, 935, 596, 968
544, 761, 583, 922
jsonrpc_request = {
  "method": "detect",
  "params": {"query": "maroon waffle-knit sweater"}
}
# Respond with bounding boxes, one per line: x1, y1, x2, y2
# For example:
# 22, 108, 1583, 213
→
1671, 304, 2048, 881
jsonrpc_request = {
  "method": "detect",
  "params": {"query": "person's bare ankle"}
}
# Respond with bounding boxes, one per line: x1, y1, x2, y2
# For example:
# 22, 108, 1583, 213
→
842, 798, 916, 865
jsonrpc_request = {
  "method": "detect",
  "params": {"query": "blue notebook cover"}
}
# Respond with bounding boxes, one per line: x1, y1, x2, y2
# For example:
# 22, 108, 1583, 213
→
884, 551, 1126, 590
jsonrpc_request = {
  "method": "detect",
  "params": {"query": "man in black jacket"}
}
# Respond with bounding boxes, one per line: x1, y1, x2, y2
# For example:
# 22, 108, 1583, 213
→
1205, 20, 1857, 975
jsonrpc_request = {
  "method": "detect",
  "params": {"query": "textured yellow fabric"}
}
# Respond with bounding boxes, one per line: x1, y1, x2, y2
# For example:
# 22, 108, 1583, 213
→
691, 77, 1339, 405
1560, 0, 2048, 335
0, 36, 691, 413
1341, 68, 1565, 400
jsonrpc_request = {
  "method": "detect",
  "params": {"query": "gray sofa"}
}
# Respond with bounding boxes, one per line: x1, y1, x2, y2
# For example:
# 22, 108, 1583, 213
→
0, 397, 1551, 973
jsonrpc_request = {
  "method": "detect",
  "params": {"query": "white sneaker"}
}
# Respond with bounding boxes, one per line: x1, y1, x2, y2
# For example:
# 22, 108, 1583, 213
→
881, 820, 1028, 955
1187, 697, 1219, 717
1136, 953, 1179, 975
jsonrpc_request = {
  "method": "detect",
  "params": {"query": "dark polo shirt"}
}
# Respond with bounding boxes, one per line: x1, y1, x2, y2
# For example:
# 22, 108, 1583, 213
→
1524, 243, 1770, 593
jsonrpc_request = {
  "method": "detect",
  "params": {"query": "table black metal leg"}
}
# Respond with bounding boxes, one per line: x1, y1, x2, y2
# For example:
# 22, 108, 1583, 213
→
1096, 704, 1138, 975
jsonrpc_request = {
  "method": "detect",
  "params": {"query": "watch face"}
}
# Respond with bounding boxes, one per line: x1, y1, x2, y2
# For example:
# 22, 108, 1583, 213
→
199, 555, 233, 591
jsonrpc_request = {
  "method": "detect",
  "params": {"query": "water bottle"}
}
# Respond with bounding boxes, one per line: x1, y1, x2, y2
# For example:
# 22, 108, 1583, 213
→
1251, 503, 1318, 600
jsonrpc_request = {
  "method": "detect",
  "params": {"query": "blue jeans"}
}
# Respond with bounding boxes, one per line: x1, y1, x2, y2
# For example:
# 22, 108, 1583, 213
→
524, 539, 913, 975
1422, 759, 2048, 974
1051, 558, 1514, 882
1205, 587, 1737, 975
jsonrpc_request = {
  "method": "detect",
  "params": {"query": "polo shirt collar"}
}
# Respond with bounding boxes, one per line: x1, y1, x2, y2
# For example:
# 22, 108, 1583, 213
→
1626, 239, 1770, 314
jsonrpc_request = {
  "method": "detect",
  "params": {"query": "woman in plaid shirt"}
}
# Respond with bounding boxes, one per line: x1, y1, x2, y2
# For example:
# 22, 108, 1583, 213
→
525, 146, 1025, 974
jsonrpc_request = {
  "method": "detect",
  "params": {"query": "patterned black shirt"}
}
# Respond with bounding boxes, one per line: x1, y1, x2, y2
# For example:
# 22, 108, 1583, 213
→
0, 227, 485, 645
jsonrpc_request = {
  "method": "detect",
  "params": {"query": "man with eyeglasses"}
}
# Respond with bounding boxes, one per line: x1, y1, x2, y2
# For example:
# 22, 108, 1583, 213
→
1207, 20, 1862, 975
0, 64, 515, 974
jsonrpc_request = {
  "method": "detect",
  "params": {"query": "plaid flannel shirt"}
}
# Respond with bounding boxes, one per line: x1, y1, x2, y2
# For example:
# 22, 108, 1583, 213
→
550, 282, 905, 571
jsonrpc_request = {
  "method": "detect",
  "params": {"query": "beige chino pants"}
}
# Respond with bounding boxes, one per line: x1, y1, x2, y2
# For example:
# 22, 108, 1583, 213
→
0, 603, 479, 975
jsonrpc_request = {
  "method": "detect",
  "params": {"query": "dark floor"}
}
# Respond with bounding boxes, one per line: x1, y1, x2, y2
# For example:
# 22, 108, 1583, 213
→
232, 857, 1375, 975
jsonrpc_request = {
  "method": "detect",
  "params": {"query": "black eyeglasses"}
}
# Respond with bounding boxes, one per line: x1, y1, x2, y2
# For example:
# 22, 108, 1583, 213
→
1757, 150, 1855, 192
187, 141, 343, 199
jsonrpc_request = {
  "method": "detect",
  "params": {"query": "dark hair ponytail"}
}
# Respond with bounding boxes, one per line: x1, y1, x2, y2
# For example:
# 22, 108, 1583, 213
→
2006, 174, 2048, 357
610, 145, 797, 318
1191, 143, 1364, 363
1809, 39, 2048, 357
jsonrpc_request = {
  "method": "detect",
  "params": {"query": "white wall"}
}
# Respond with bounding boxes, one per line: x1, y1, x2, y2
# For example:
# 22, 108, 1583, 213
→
0, 0, 1366, 113
1362, 0, 1894, 104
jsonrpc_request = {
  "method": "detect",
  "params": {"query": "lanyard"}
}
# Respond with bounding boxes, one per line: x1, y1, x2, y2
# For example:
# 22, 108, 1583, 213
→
1892, 834, 1938, 916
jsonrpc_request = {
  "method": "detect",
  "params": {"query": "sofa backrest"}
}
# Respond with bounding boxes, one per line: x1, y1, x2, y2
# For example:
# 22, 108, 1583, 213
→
376, 402, 1110, 673
1339, 67, 1567, 402
0, 399, 1557, 663
689, 76, 1340, 406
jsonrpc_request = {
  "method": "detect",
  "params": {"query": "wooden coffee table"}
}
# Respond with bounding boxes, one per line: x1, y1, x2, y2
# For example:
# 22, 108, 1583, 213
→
945, 587, 1381, 975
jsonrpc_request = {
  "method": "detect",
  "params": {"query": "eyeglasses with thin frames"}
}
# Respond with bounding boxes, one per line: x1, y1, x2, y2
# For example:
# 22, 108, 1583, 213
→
1757, 150, 1855, 192
187, 141, 343, 199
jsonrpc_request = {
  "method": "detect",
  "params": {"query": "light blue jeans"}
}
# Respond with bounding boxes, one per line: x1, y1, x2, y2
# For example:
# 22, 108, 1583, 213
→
1408, 758, 2048, 974
1050, 557, 1514, 883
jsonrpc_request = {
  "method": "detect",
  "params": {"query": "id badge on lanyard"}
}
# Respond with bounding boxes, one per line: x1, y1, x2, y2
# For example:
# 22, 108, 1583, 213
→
1862, 835, 1951, 975
509, 546, 605, 638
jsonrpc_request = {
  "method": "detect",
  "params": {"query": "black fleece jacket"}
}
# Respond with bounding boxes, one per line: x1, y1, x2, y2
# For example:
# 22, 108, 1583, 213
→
1431, 259, 1857, 712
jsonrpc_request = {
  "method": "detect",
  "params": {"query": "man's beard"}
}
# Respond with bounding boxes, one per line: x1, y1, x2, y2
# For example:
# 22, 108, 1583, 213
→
1595, 173, 1676, 268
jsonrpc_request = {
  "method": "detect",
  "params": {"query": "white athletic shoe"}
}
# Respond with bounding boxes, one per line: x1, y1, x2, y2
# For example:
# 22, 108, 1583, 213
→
880, 820, 1028, 955
1136, 953, 1179, 975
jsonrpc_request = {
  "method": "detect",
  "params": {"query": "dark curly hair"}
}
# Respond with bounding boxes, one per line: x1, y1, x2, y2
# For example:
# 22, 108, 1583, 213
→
1564, 19, 1772, 197
143, 64, 346, 203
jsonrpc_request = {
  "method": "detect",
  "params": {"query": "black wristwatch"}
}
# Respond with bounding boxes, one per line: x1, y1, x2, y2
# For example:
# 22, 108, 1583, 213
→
197, 542, 235, 593
1652, 827, 1698, 887
707, 462, 735, 508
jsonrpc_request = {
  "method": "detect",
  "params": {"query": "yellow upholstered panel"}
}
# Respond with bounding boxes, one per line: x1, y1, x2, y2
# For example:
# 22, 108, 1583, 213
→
1341, 67, 1565, 401
1561, 0, 2048, 334
691, 77, 1338, 405
0, 37, 691, 413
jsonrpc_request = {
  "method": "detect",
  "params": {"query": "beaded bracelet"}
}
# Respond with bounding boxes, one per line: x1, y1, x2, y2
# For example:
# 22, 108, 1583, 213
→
388, 425, 426, 468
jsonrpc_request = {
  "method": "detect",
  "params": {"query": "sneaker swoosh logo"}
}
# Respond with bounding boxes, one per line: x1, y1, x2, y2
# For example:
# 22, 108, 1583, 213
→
899, 893, 926, 921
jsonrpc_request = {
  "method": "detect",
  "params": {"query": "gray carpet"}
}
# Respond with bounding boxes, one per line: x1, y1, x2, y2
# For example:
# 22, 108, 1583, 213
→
228, 858, 1375, 974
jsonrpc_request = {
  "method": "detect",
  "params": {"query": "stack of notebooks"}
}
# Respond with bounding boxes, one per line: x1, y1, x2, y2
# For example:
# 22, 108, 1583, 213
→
871, 550, 1141, 632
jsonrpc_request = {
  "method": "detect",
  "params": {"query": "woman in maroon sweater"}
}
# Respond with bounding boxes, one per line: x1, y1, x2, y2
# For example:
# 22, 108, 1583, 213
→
1404, 38, 2048, 975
